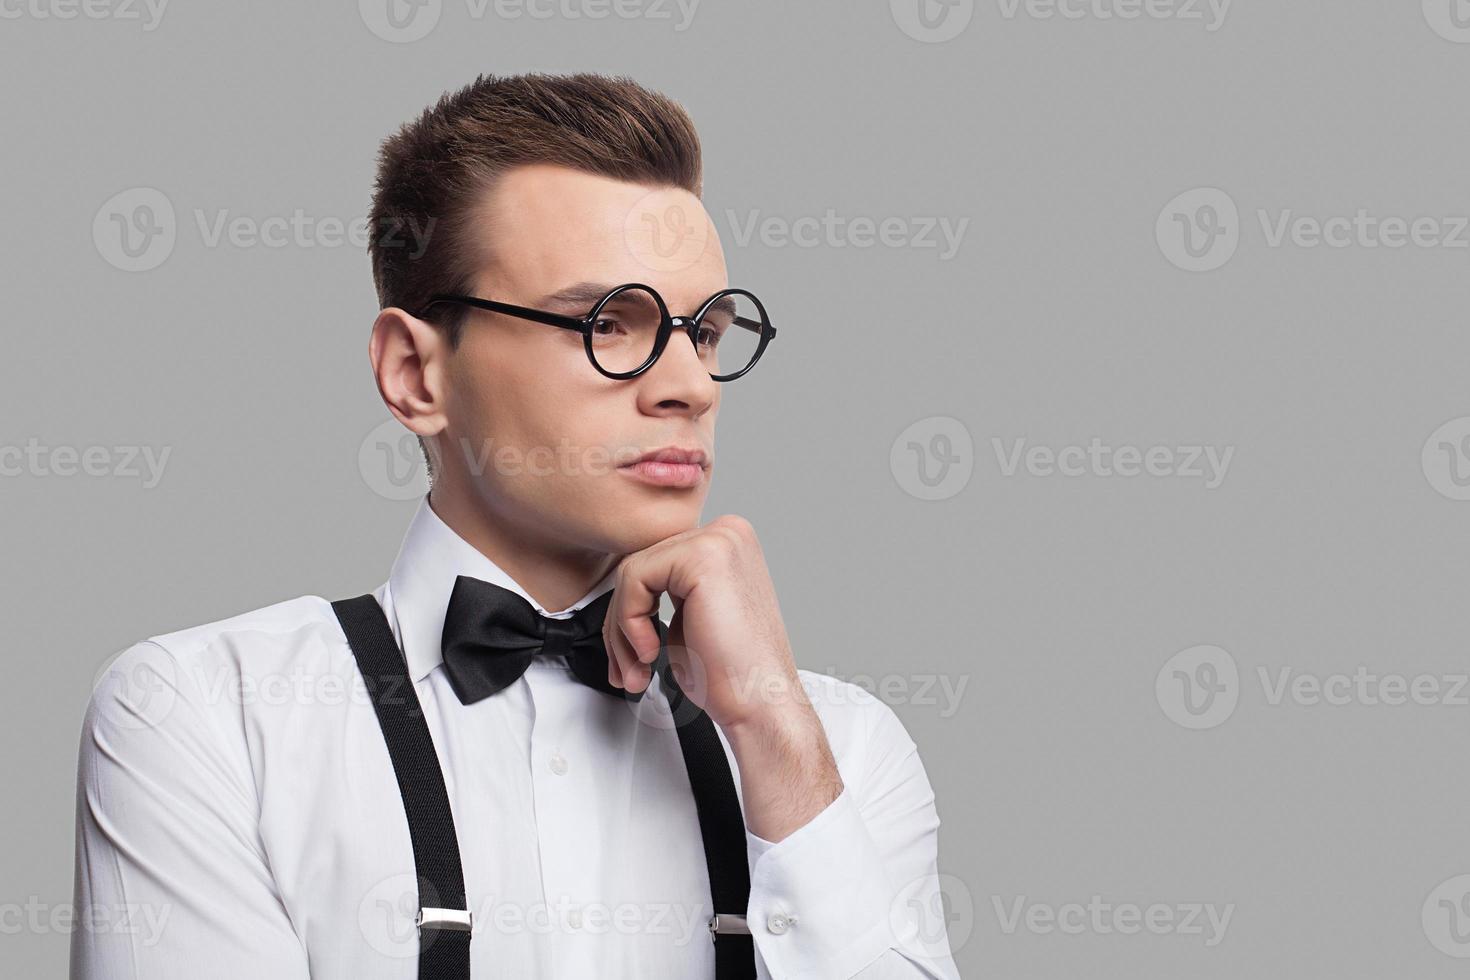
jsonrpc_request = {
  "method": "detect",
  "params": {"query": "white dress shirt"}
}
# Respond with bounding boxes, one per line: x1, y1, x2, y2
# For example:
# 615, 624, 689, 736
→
71, 497, 960, 979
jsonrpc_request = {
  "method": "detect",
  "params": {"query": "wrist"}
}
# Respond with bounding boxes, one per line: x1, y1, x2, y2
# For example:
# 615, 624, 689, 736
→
722, 694, 844, 842
722, 686, 819, 752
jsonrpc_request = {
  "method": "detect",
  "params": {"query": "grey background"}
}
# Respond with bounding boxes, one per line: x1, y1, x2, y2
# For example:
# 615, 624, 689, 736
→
4, 0, 1470, 976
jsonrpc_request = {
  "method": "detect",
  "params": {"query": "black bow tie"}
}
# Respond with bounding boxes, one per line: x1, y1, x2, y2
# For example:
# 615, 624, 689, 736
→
440, 575, 659, 705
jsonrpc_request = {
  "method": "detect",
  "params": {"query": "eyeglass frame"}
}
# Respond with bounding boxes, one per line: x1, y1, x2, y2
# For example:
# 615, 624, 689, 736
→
416, 283, 777, 382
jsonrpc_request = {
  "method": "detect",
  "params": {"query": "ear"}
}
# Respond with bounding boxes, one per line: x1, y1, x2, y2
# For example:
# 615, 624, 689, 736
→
369, 307, 448, 439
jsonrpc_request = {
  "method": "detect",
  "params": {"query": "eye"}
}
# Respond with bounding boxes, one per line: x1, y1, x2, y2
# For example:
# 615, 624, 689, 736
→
696, 325, 721, 348
591, 317, 624, 336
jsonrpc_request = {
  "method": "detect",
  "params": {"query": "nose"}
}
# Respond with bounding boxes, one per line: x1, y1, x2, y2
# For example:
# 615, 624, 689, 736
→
634, 316, 718, 417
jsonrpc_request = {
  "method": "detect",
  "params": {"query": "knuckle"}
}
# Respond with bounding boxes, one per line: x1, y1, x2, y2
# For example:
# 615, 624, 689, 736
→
713, 514, 753, 537
692, 534, 732, 564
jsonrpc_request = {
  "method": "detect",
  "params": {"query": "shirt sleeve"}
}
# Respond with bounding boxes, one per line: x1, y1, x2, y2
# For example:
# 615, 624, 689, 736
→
742, 687, 962, 980
70, 640, 311, 980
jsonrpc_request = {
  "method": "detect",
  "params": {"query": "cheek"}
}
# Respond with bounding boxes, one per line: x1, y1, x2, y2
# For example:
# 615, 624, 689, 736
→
452, 357, 616, 481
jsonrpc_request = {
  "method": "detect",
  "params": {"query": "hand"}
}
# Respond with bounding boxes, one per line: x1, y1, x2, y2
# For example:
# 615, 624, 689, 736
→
602, 514, 799, 730
602, 514, 843, 841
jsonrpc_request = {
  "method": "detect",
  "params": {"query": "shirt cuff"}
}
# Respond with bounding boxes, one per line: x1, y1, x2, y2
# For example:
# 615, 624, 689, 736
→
744, 786, 903, 979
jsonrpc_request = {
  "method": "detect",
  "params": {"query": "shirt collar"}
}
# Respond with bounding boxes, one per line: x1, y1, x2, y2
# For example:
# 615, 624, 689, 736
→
386, 495, 618, 684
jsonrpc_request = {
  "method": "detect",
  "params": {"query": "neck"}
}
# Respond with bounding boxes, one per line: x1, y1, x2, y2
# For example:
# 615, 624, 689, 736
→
426, 485, 619, 613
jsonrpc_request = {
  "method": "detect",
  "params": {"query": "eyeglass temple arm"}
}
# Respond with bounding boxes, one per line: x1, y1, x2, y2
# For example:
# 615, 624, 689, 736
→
427, 296, 774, 340
421, 295, 586, 332
733, 316, 773, 338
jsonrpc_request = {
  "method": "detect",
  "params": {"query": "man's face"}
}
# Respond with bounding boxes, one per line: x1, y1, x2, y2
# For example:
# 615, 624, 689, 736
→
436, 163, 726, 556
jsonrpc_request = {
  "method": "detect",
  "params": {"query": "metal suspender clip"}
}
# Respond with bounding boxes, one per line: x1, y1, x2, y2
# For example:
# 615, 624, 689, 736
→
416, 907, 473, 934
708, 913, 751, 938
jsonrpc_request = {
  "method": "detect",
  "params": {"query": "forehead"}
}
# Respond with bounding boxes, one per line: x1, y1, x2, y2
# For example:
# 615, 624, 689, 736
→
473, 163, 727, 306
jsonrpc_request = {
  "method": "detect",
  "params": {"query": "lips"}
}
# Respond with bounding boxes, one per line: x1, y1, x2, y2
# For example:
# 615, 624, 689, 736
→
620, 446, 709, 469
616, 445, 710, 489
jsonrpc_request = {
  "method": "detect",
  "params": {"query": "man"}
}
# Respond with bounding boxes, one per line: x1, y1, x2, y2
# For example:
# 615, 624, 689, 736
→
71, 72, 959, 979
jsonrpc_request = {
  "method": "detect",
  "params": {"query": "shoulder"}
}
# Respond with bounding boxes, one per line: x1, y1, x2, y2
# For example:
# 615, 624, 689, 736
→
82, 593, 352, 745
147, 594, 344, 662
75, 594, 364, 858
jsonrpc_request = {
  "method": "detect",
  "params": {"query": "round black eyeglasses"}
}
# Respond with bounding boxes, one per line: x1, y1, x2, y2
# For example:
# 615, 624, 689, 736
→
417, 283, 776, 382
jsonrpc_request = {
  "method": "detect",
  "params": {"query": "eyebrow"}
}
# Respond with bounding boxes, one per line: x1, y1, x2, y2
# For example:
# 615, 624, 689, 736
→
534, 282, 623, 310
533, 282, 737, 317
705, 295, 739, 318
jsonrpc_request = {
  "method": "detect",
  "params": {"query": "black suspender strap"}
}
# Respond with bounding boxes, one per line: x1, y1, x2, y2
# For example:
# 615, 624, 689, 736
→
655, 624, 758, 979
332, 594, 757, 980
332, 595, 471, 980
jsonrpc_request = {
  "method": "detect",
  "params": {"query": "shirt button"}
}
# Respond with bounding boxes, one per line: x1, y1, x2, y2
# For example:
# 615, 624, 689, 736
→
766, 912, 795, 935
549, 752, 568, 776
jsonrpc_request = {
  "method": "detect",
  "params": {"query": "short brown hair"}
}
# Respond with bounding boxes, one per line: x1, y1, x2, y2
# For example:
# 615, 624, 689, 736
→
368, 72, 703, 348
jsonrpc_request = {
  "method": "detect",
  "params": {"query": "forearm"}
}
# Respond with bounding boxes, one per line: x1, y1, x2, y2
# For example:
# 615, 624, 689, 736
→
724, 689, 844, 843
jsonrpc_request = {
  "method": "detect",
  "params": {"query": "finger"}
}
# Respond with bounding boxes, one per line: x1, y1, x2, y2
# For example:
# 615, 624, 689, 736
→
608, 560, 655, 690
601, 600, 626, 690
613, 554, 669, 666
605, 594, 651, 693
616, 539, 708, 667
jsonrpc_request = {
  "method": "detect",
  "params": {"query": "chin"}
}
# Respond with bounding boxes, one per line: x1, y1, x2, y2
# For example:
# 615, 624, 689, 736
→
602, 501, 705, 552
